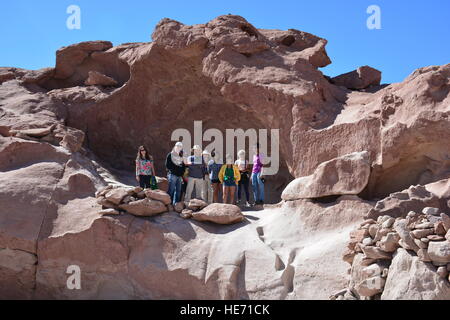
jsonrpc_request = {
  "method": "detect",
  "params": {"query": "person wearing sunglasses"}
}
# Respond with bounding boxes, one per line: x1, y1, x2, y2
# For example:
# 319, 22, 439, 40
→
135, 145, 157, 189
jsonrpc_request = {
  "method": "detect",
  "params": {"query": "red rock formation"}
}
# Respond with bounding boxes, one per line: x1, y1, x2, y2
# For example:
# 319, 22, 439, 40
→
0, 14, 449, 300
331, 65, 382, 90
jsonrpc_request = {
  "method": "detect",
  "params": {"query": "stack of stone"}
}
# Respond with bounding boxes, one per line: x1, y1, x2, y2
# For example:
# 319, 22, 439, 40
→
337, 207, 450, 300
95, 187, 245, 225
95, 185, 171, 217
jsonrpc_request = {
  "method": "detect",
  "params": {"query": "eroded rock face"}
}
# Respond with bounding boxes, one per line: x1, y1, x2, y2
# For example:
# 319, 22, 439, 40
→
0, 14, 449, 300
3, 14, 448, 201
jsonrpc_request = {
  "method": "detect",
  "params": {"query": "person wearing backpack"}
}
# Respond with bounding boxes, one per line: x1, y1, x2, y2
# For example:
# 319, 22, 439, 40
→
136, 145, 157, 189
235, 149, 251, 207
185, 145, 207, 201
219, 154, 241, 204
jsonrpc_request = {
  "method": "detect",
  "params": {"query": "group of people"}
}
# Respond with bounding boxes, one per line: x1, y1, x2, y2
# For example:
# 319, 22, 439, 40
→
135, 143, 265, 207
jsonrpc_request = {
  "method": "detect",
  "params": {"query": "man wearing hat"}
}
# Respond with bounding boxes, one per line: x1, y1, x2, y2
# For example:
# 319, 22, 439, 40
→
185, 145, 207, 202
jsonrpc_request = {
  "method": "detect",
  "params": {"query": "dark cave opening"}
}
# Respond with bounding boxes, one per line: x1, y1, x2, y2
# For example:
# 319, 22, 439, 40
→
281, 35, 296, 47
240, 24, 259, 38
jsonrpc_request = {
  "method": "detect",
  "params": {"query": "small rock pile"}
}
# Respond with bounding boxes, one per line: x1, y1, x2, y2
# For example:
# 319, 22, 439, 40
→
96, 185, 245, 224
333, 207, 450, 300
96, 185, 171, 216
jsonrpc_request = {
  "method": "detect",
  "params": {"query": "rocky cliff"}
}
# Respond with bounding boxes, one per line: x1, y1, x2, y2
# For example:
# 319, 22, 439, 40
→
0, 14, 449, 299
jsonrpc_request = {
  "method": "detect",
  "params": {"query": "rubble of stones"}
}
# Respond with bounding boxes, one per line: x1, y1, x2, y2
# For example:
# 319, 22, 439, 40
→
331, 207, 450, 300
95, 184, 244, 224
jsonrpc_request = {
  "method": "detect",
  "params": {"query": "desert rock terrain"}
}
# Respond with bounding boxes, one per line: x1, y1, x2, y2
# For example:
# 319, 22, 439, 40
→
0, 15, 449, 299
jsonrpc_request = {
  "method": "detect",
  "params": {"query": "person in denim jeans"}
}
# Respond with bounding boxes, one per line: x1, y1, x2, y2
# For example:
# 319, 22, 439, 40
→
165, 142, 185, 204
251, 143, 265, 205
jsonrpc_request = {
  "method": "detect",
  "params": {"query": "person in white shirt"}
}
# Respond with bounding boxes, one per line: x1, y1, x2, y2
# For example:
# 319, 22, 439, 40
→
235, 150, 251, 207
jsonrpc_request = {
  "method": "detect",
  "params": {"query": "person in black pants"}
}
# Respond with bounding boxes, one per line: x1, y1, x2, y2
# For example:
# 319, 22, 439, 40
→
165, 142, 186, 204
135, 145, 156, 189
235, 150, 251, 207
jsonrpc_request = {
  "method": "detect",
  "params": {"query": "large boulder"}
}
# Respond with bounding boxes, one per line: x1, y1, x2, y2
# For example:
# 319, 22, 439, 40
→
282, 151, 370, 200
381, 248, 450, 299
54, 41, 113, 79
192, 203, 244, 224
331, 65, 382, 90
119, 198, 167, 216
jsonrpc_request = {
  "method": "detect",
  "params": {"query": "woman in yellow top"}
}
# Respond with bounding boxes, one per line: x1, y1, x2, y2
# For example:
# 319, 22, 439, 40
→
219, 155, 241, 204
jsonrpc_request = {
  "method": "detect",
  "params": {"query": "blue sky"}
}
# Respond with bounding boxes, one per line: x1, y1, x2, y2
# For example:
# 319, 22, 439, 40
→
0, 0, 448, 84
